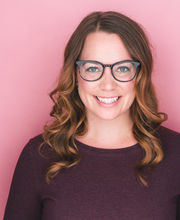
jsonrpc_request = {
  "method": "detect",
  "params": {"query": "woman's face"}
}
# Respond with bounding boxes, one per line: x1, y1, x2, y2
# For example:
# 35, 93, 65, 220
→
76, 31, 136, 121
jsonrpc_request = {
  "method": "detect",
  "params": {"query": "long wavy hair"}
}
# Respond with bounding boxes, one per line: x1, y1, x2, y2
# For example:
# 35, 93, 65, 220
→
39, 11, 168, 187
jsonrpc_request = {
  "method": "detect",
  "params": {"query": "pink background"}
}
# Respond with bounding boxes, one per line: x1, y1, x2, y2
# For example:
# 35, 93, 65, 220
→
1, 0, 180, 217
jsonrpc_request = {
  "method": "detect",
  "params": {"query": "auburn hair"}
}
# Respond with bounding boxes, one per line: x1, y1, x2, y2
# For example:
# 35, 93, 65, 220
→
39, 11, 168, 187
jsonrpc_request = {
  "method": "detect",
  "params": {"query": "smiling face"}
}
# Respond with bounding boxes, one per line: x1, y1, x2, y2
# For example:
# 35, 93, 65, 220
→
76, 31, 136, 121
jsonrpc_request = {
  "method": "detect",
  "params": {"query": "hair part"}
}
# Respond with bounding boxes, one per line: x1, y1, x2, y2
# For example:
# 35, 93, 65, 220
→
39, 11, 167, 187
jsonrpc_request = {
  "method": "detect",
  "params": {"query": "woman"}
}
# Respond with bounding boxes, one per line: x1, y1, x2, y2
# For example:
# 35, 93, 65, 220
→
4, 11, 180, 220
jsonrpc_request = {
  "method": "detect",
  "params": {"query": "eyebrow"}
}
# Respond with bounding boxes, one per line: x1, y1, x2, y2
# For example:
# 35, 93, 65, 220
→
77, 59, 134, 64
79, 59, 135, 64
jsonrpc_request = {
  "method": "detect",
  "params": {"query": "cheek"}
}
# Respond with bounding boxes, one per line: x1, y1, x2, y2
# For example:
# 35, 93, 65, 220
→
121, 82, 136, 108
120, 84, 136, 111
120, 80, 135, 96
77, 71, 97, 92
77, 77, 96, 102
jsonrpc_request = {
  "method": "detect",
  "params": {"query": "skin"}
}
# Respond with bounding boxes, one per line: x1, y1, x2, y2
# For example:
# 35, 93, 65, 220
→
75, 31, 137, 149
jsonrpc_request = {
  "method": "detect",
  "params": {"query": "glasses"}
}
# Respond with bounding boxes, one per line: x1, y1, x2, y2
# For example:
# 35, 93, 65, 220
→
76, 60, 141, 82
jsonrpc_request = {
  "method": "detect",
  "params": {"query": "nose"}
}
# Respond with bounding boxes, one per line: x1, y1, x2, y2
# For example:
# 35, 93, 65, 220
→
99, 66, 117, 91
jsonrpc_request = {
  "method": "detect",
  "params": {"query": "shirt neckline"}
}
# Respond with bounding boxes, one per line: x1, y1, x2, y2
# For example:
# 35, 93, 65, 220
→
74, 138, 140, 156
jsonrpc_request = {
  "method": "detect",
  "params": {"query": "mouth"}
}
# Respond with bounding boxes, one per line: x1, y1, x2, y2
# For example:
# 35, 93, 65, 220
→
95, 96, 121, 105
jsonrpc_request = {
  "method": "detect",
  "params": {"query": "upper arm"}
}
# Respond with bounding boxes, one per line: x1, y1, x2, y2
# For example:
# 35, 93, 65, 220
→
3, 140, 41, 220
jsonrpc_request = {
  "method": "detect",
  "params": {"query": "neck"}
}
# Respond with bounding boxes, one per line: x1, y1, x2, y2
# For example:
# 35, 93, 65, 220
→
76, 111, 137, 148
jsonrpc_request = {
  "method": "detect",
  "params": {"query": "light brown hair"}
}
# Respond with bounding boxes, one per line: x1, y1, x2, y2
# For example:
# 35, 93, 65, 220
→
39, 11, 167, 187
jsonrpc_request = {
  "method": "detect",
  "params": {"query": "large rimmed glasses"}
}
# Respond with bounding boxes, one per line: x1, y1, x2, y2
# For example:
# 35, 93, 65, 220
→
76, 60, 141, 82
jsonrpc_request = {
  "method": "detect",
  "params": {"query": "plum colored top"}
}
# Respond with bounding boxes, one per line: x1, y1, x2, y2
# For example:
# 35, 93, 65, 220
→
3, 126, 180, 220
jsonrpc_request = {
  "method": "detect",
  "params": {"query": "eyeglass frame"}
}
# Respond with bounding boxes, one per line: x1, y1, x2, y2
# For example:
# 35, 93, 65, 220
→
75, 60, 141, 82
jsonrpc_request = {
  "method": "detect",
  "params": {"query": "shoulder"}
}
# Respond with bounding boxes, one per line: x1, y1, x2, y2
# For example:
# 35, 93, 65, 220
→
157, 125, 180, 142
157, 125, 180, 155
21, 133, 44, 156
19, 133, 57, 167
29, 133, 44, 147
158, 125, 180, 137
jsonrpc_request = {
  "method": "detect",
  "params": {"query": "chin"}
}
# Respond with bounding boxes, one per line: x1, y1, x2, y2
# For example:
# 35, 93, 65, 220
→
93, 111, 126, 121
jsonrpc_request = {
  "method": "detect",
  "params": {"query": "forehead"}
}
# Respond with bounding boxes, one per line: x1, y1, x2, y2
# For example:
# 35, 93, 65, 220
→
80, 31, 131, 63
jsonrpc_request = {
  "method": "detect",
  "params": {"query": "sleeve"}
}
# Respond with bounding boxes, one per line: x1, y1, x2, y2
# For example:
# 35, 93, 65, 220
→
177, 195, 180, 220
3, 140, 41, 220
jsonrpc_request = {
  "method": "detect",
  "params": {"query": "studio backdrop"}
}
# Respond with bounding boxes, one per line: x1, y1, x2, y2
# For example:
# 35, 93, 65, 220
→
0, 0, 180, 218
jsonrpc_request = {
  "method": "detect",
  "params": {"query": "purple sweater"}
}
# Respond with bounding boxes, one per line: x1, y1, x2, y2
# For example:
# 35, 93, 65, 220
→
3, 126, 180, 220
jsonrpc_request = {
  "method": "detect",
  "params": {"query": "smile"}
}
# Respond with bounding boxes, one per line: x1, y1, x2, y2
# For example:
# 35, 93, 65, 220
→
96, 96, 120, 103
94, 96, 121, 107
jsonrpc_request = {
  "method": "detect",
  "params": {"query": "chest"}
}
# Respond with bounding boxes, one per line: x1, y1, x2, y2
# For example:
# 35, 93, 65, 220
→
40, 156, 179, 220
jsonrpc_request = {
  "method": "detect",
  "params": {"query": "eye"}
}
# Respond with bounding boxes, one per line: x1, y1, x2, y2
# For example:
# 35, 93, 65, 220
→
86, 67, 99, 72
117, 66, 130, 72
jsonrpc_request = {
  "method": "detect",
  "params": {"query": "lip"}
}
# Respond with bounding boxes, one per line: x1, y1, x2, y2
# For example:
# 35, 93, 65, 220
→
95, 96, 120, 98
94, 96, 121, 107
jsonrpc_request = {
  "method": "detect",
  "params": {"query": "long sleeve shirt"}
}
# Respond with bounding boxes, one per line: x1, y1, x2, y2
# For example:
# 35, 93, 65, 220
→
3, 126, 180, 220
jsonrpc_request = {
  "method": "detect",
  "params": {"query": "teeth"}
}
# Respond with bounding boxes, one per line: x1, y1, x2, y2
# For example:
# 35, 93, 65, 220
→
96, 96, 119, 103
